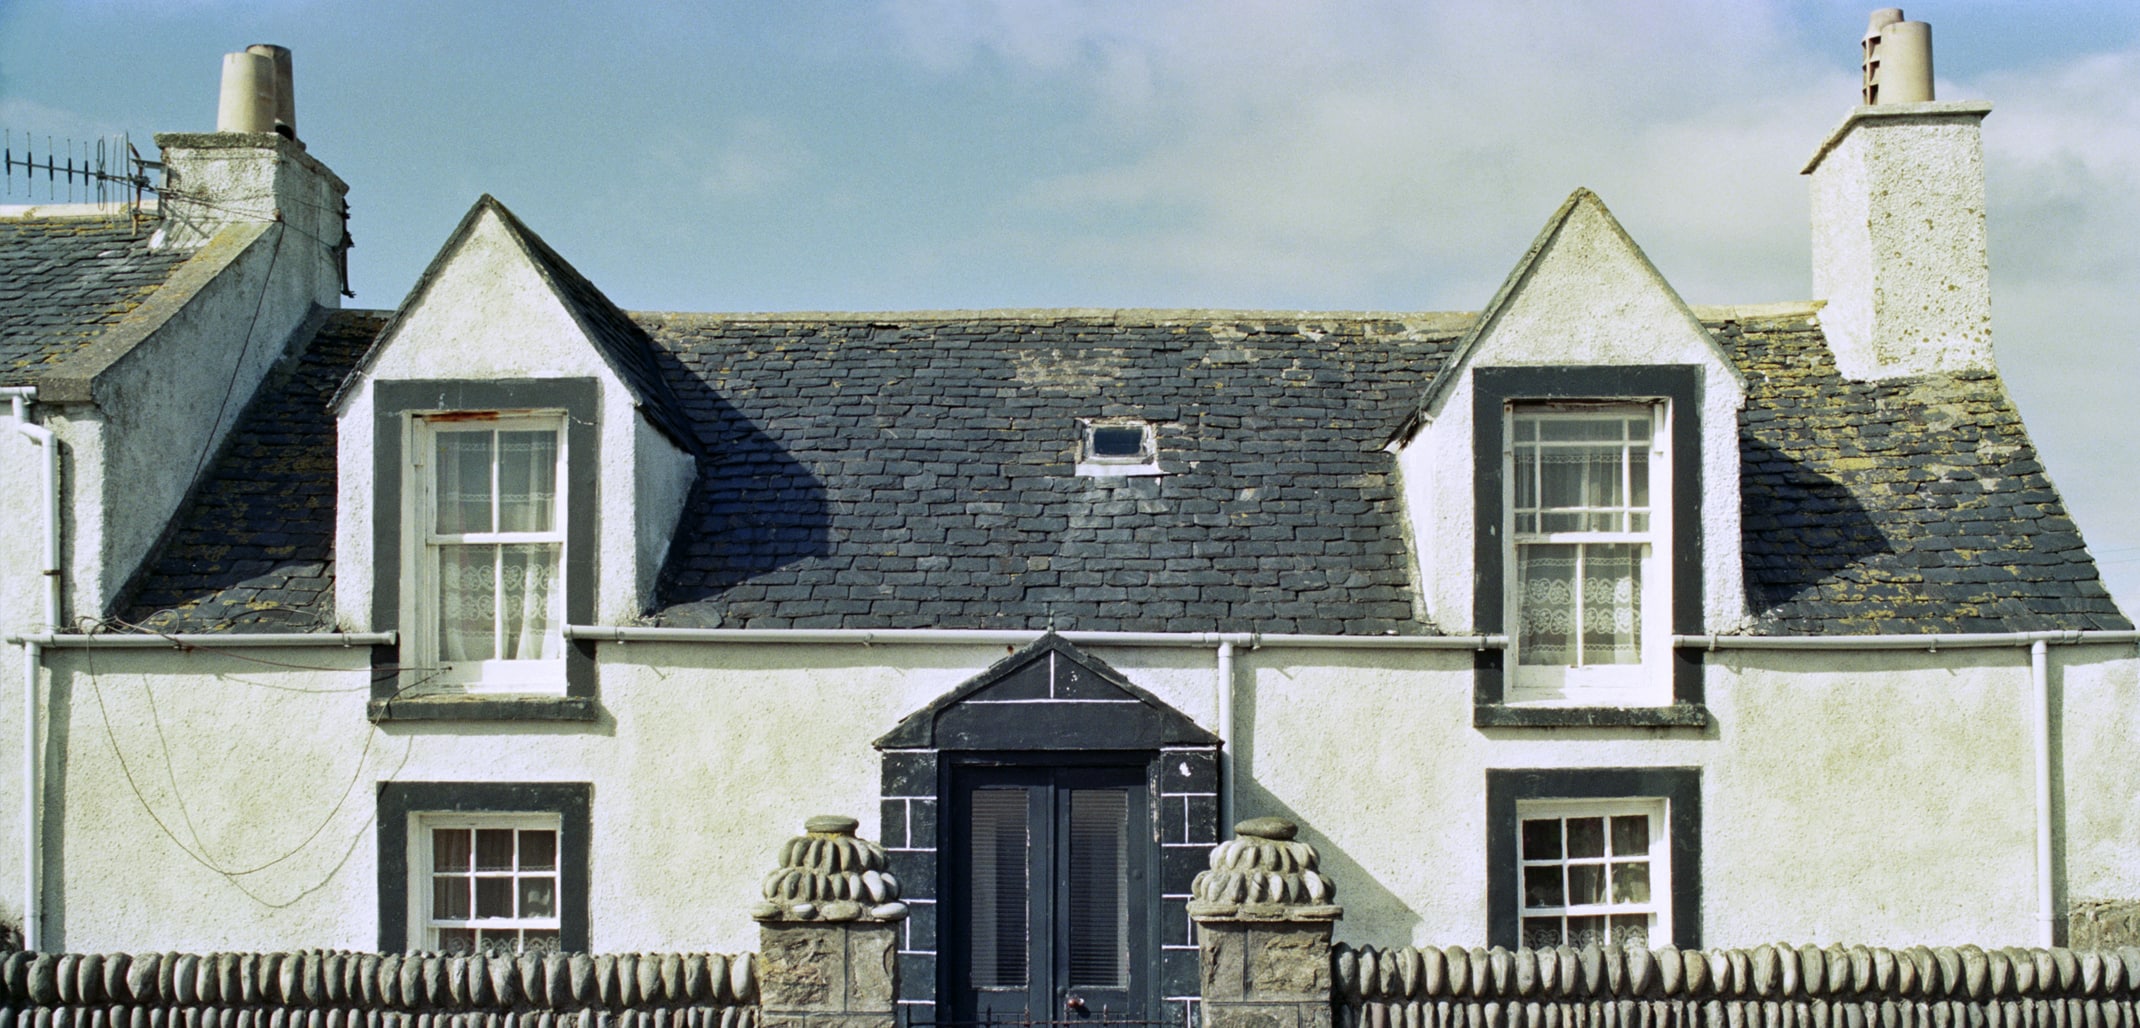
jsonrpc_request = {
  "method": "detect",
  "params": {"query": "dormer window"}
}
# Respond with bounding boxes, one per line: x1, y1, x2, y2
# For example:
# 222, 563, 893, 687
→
415, 413, 567, 689
366, 378, 601, 720
1076, 419, 1161, 477
1506, 403, 1670, 704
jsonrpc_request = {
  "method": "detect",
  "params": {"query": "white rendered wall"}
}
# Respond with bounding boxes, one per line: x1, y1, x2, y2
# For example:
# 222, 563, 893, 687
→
336, 206, 689, 627
2057, 646, 2140, 907
29, 642, 2136, 954
34, 642, 1215, 954
1397, 193, 1748, 633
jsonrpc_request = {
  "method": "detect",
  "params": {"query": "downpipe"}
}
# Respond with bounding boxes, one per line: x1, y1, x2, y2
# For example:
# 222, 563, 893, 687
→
1216, 639, 1235, 829
6, 389, 57, 952
2032, 638, 2053, 946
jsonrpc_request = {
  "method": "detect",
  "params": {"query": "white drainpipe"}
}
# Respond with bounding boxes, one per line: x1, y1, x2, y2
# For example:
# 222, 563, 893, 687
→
2031, 638, 2053, 946
4, 387, 57, 952
1215, 639, 1236, 829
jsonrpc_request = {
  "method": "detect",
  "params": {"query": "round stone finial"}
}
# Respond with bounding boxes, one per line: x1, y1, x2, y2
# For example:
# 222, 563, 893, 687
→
1235, 817, 1298, 840
1188, 817, 1337, 920
751, 817, 907, 924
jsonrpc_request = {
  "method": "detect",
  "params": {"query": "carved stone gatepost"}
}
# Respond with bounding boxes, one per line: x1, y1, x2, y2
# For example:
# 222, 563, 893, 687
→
1191, 817, 1343, 1028
752, 816, 909, 1028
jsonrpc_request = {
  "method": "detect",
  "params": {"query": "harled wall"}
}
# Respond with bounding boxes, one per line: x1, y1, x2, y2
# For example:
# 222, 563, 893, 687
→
9, 640, 2137, 954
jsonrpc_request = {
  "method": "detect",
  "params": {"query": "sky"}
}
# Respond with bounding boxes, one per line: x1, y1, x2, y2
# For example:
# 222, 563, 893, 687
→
2, 0, 2136, 617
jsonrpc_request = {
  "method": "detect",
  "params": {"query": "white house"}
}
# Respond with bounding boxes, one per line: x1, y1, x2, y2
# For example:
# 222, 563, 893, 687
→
0, 17, 2132, 1028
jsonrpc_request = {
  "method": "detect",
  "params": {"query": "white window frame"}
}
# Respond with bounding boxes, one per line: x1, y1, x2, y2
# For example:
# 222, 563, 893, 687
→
408, 811, 565, 955
1075, 419, 1163, 477
1515, 797, 1671, 949
405, 411, 569, 693
1503, 402, 1672, 705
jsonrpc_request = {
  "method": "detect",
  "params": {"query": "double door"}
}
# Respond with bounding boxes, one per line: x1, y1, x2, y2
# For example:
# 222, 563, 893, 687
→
949, 764, 1152, 1024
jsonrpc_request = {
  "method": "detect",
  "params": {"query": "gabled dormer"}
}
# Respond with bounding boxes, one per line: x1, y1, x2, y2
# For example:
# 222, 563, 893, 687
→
331, 196, 698, 717
1389, 189, 1746, 722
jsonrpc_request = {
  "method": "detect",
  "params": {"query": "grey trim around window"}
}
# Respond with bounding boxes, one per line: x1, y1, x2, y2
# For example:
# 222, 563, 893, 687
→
1485, 767, 1701, 949
376, 781, 592, 953
1470, 366, 1708, 728
369, 379, 600, 721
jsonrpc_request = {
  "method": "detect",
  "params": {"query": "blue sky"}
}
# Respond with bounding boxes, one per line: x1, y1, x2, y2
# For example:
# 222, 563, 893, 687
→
4, 0, 2137, 615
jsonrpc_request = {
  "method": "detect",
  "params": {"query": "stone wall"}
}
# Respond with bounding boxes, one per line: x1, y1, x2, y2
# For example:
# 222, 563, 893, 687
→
1327, 941, 2140, 1028
2071, 904, 2140, 949
0, 950, 760, 1028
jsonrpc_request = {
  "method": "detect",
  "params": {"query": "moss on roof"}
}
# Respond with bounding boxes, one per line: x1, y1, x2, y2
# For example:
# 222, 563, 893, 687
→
0, 214, 188, 385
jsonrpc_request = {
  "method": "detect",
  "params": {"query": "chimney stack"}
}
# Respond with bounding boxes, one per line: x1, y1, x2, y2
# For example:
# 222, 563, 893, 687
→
1802, 10, 1993, 381
159, 46, 349, 305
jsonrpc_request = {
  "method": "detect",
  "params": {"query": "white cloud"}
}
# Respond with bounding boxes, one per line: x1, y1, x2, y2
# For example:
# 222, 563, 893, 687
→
875, 1, 2140, 611
876, 1, 1847, 307
697, 118, 815, 199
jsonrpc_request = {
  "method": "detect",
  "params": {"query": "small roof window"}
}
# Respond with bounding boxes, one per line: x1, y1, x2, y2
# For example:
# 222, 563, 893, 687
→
1076, 419, 1163, 477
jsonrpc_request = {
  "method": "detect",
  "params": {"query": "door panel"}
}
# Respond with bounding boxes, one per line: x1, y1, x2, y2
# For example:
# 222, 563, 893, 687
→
951, 766, 1149, 1023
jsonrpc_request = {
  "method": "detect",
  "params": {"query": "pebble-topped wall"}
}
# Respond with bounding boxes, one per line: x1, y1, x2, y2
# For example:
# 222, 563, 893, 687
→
1329, 943, 2140, 1028
0, 950, 761, 1028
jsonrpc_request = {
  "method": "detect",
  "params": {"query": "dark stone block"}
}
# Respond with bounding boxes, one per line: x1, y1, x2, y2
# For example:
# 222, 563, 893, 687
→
1164, 749, 1219, 794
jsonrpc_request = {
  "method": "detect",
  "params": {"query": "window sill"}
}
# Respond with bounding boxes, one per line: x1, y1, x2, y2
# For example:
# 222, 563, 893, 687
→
368, 694, 599, 723
1473, 702, 1709, 729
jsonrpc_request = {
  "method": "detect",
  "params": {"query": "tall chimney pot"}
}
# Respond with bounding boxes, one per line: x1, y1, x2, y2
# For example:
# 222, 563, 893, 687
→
1863, 11, 1934, 104
215, 51, 276, 133
244, 44, 297, 139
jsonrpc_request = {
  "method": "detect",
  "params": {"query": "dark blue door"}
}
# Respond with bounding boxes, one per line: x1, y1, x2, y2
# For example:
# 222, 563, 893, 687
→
950, 764, 1149, 1024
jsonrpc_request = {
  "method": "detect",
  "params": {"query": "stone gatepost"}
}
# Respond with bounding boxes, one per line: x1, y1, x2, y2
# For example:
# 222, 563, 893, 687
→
1191, 817, 1343, 1028
752, 816, 910, 1028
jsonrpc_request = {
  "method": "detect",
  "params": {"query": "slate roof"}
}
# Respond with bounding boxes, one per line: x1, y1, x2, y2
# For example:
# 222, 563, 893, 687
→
121, 306, 2131, 635
1724, 311, 2130, 633
645, 311, 1454, 633
0, 214, 188, 385
126, 309, 385, 632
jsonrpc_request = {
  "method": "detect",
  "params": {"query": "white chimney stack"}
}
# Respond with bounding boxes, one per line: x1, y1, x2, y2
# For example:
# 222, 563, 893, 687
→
160, 45, 348, 304
1802, 10, 1993, 382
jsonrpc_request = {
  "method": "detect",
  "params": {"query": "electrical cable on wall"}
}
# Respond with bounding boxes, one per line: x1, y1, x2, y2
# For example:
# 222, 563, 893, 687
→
80, 635, 412, 908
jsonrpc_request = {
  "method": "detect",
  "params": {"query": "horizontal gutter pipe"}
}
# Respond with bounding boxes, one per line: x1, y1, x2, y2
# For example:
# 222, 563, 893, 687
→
4, 631, 394, 649
562, 625, 1510, 650
1677, 630, 2140, 651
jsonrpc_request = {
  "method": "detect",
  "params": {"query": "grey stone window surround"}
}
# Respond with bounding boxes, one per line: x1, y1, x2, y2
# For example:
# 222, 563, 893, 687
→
1485, 767, 1701, 949
368, 379, 600, 722
376, 780, 592, 952
1470, 366, 1709, 729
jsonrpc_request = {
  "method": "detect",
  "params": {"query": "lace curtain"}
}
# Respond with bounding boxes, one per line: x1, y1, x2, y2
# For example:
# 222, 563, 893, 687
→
434, 429, 561, 663
1516, 543, 1641, 666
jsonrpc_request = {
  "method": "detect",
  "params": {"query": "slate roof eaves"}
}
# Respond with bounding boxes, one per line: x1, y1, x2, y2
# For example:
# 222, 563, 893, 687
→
0, 212, 198, 392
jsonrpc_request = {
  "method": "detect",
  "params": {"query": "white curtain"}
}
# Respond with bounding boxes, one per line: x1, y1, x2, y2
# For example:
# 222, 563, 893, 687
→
1517, 543, 1641, 666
